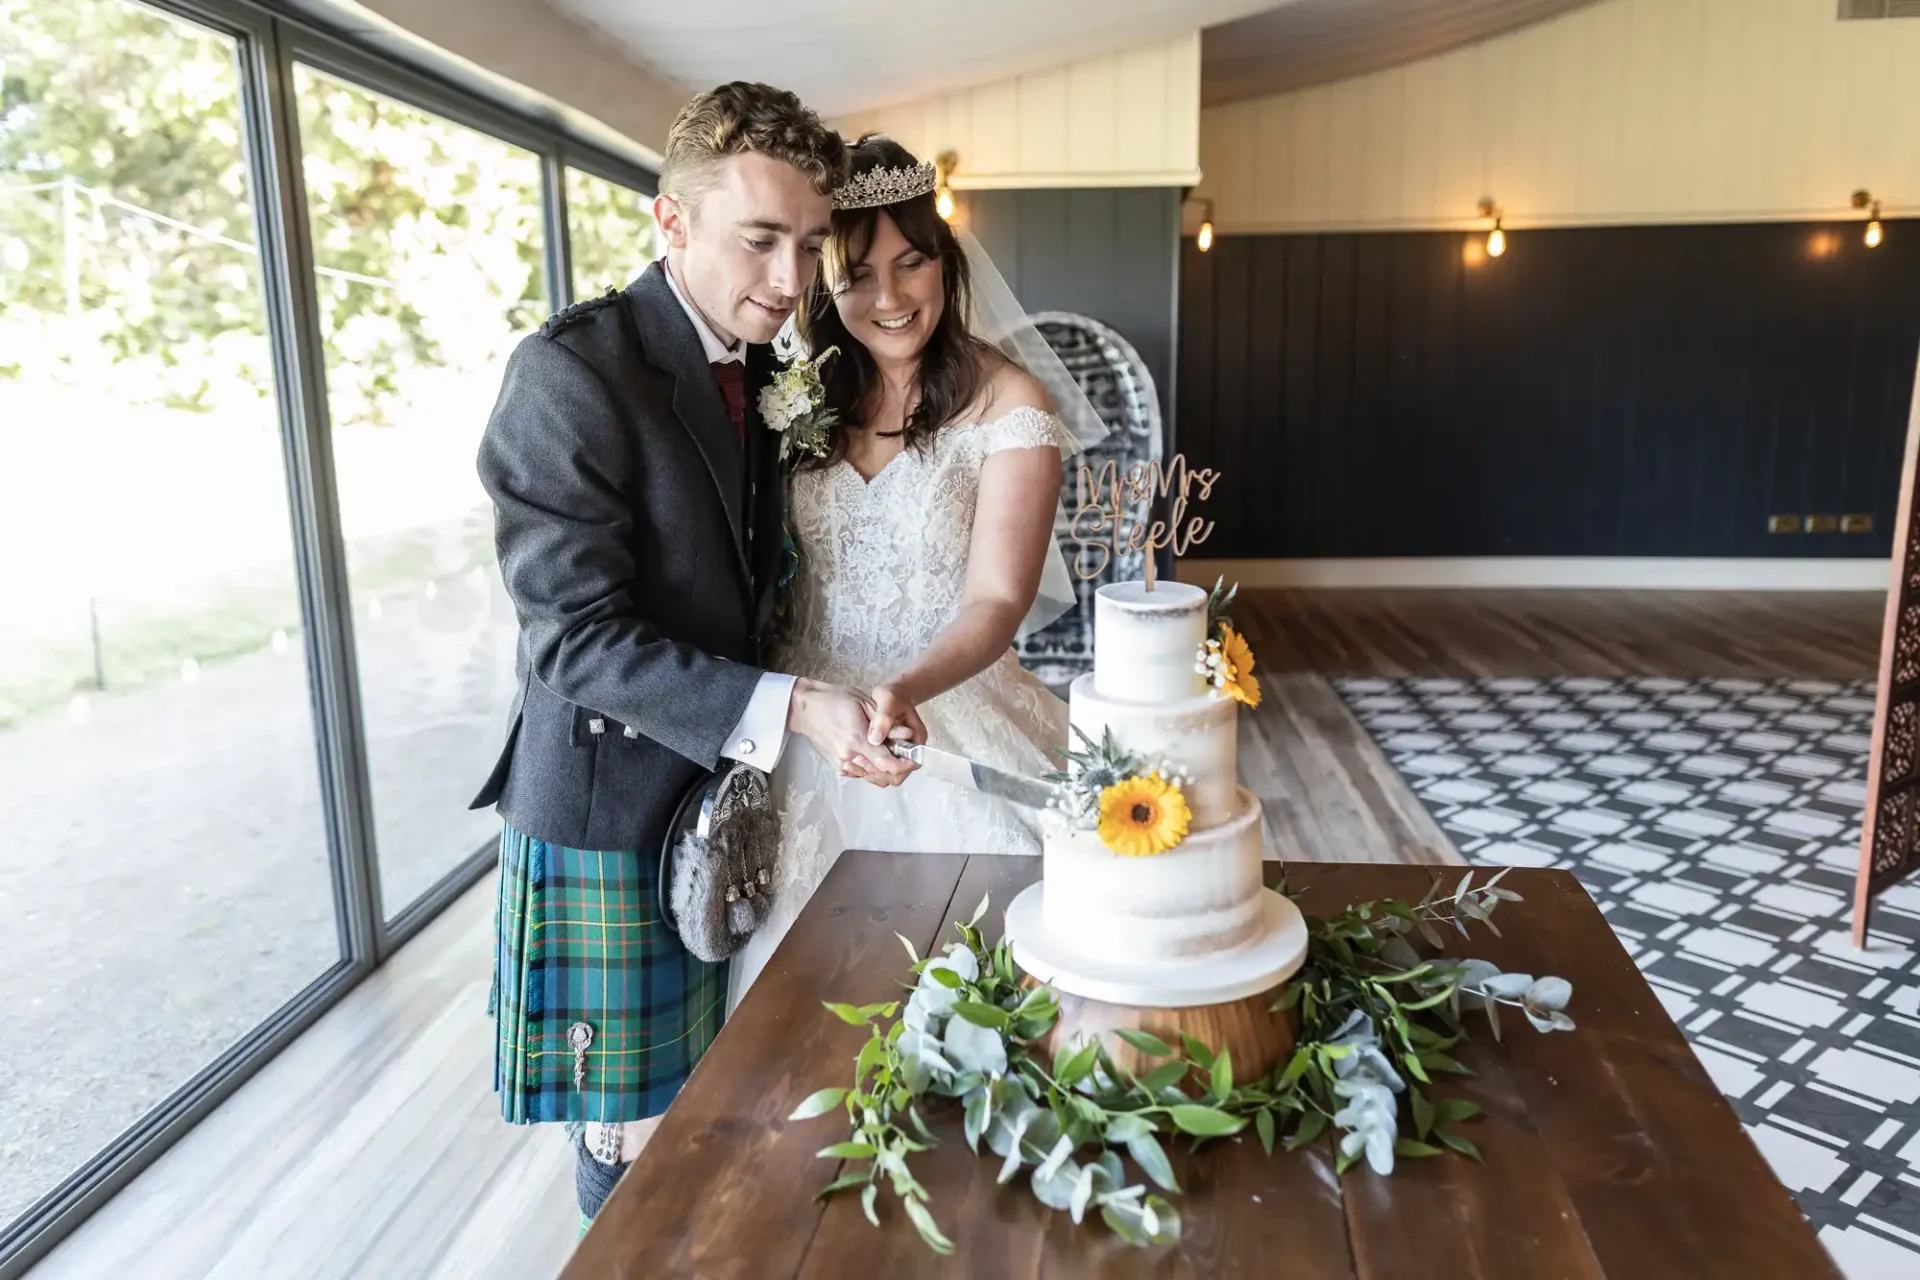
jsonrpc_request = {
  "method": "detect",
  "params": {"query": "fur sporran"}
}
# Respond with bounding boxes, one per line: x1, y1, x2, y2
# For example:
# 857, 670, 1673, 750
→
659, 762, 778, 963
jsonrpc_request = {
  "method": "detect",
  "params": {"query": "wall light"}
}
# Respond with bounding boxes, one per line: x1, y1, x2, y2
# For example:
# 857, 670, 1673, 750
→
1854, 189, 1884, 248
934, 150, 958, 221
1478, 197, 1506, 257
1196, 199, 1215, 252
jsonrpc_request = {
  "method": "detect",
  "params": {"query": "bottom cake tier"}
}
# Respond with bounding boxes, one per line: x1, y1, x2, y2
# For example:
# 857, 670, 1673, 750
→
1041, 787, 1266, 966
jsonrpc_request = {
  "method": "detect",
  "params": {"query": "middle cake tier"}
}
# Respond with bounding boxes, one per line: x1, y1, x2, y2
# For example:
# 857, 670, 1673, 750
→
1067, 671, 1238, 831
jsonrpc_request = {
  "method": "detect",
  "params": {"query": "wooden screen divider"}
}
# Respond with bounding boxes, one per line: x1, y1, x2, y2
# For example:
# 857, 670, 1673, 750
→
1856, 347, 1920, 946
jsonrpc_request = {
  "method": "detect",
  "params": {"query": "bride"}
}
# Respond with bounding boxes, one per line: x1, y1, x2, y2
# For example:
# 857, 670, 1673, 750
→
728, 135, 1093, 1005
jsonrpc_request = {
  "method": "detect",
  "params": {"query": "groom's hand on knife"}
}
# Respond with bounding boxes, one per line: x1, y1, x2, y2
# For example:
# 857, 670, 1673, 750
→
788, 678, 918, 788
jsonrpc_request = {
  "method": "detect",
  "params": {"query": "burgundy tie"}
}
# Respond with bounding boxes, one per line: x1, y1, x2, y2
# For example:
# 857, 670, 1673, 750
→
711, 360, 745, 443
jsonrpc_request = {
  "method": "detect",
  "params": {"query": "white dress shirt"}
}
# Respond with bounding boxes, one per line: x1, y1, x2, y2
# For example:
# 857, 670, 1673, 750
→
662, 256, 794, 772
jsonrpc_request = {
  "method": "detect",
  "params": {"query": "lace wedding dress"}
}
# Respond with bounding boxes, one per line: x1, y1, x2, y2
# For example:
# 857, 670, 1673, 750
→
727, 407, 1072, 1008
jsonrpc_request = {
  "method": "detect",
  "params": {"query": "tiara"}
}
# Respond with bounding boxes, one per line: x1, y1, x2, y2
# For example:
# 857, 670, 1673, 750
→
833, 160, 937, 210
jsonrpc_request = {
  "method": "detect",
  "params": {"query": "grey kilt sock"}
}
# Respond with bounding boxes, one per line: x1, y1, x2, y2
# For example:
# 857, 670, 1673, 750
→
572, 1129, 629, 1220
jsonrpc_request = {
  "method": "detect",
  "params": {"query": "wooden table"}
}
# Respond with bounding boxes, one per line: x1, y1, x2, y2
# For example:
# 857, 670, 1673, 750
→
565, 853, 1837, 1278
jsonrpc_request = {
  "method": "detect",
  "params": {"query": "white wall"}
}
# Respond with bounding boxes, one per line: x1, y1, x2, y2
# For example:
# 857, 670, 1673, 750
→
836, 34, 1202, 189
1197, 0, 1920, 233
353, 0, 689, 159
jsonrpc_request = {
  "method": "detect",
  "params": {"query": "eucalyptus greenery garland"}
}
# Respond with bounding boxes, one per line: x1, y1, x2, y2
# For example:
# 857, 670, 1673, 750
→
790, 870, 1578, 1253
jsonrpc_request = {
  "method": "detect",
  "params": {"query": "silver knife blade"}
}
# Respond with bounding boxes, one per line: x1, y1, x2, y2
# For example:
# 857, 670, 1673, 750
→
887, 742, 1063, 813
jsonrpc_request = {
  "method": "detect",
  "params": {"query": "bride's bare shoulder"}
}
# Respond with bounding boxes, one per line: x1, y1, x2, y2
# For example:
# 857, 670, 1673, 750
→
967, 350, 1053, 422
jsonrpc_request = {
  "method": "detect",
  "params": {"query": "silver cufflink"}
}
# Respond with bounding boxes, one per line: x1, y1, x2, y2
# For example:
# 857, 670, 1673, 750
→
737, 738, 755, 755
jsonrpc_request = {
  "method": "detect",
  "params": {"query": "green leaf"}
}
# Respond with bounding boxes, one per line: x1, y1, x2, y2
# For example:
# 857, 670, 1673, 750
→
1394, 1138, 1445, 1158
968, 892, 991, 928
1434, 1098, 1483, 1124
1100, 1203, 1149, 1247
1057, 1040, 1101, 1088
1114, 1028, 1173, 1058
896, 931, 920, 964
855, 1036, 886, 1084
1182, 1035, 1217, 1069
1140, 1061, 1189, 1093
953, 1000, 1010, 1030
1437, 1128, 1483, 1162
902, 1195, 956, 1255
1127, 1131, 1181, 1193
817, 1141, 877, 1160
1272, 984, 1304, 1011
1277, 1046, 1312, 1089
789, 1087, 849, 1121
963, 1088, 990, 1152
1255, 1108, 1276, 1155
1104, 1112, 1153, 1143
1168, 1105, 1246, 1137
1286, 1110, 1329, 1150
1402, 1052, 1432, 1085
823, 1001, 868, 1025
928, 966, 964, 989
1410, 1087, 1434, 1139
1421, 1051, 1469, 1075
861, 1183, 880, 1226
1210, 1046, 1234, 1101
1335, 1145, 1363, 1176
856, 1001, 900, 1020
815, 1171, 870, 1200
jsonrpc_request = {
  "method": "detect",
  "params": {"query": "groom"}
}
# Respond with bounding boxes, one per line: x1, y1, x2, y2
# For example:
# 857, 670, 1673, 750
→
471, 82, 914, 1229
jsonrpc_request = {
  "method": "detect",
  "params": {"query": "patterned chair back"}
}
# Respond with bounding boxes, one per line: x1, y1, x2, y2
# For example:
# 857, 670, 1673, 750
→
1014, 311, 1164, 688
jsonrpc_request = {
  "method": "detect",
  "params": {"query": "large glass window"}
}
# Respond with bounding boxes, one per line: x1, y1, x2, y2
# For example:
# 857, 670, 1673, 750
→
293, 66, 536, 916
0, 0, 335, 1227
566, 166, 658, 300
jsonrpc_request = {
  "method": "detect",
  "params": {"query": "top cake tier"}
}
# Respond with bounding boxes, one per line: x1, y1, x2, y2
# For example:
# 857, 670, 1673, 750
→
1093, 580, 1208, 704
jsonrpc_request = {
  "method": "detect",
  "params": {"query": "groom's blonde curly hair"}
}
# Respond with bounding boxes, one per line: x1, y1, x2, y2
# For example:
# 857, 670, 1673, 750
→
661, 83, 848, 211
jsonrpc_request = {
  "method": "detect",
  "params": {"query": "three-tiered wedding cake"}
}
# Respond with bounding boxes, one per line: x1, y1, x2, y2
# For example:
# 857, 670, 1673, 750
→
1005, 580, 1307, 1007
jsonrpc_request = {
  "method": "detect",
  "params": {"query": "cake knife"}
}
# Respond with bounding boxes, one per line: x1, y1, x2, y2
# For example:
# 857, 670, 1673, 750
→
885, 742, 1064, 813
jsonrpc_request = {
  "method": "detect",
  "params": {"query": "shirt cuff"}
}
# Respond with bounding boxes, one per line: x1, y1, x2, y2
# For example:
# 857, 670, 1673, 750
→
720, 672, 794, 771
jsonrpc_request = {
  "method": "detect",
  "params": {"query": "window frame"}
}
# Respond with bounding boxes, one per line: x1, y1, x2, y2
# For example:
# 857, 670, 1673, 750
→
0, 0, 659, 1272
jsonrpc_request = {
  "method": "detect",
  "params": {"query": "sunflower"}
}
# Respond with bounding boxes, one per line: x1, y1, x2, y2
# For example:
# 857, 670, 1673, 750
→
1097, 773, 1192, 857
1217, 624, 1262, 709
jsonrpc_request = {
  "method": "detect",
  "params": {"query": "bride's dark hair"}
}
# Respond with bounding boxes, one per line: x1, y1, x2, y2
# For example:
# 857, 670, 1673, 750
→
796, 134, 1003, 468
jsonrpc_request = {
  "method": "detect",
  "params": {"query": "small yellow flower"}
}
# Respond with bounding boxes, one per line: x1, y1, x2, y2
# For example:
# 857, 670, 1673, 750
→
1098, 773, 1191, 857
1218, 624, 1262, 709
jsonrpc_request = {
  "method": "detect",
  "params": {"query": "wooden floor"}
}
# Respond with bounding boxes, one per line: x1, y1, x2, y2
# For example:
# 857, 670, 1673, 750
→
29, 589, 1884, 1280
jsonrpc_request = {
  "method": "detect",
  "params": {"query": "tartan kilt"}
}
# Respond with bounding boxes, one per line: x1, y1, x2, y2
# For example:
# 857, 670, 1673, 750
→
490, 823, 729, 1125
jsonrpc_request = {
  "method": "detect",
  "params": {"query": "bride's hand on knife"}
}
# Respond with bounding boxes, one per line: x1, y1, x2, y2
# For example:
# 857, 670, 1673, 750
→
836, 683, 927, 787
788, 678, 916, 788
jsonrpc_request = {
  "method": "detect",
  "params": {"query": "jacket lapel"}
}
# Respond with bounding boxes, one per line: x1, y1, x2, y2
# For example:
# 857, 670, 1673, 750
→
627, 263, 750, 584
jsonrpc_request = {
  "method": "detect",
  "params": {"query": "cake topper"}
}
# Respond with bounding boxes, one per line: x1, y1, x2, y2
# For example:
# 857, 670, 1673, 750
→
1068, 453, 1219, 591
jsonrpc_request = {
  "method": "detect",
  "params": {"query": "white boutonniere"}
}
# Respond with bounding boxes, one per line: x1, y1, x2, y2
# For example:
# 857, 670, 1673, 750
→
760, 320, 840, 462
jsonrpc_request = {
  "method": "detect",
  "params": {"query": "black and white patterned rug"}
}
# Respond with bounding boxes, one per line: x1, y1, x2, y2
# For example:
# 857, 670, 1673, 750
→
1336, 675, 1920, 1278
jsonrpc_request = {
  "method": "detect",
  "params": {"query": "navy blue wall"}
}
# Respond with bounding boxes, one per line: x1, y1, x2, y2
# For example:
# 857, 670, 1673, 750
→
1178, 220, 1920, 559
960, 188, 1182, 426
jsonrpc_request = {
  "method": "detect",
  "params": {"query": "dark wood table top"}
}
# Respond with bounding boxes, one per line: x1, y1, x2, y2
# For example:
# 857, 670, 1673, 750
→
565, 852, 1836, 1279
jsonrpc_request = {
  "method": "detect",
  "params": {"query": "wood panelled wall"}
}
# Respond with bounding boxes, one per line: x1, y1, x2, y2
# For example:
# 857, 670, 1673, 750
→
960, 188, 1181, 422
1177, 220, 1919, 559
1198, 0, 1920, 233
837, 35, 1201, 189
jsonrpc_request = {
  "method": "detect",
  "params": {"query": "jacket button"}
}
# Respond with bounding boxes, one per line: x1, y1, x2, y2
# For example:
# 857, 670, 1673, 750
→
588, 718, 606, 735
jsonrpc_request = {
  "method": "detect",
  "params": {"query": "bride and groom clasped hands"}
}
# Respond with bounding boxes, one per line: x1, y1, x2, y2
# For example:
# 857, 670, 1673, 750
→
468, 81, 1101, 1229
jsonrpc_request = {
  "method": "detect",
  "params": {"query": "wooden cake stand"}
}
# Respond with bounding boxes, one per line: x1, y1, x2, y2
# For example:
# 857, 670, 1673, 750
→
1003, 884, 1310, 1082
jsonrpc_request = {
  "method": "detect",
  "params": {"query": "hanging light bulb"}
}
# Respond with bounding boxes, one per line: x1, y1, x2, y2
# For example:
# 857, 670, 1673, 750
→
1476, 197, 1505, 260
1196, 199, 1215, 252
1852, 189, 1884, 249
934, 149, 958, 221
